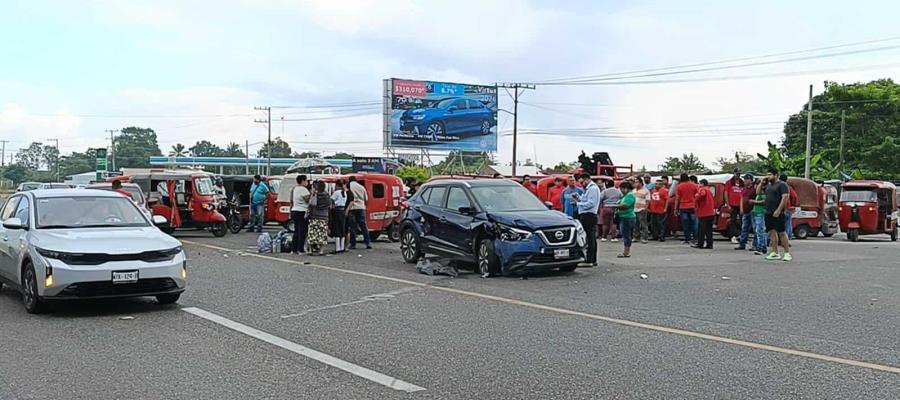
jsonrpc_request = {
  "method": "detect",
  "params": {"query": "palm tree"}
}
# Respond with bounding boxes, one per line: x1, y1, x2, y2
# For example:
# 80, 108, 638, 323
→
224, 142, 245, 158
169, 143, 187, 157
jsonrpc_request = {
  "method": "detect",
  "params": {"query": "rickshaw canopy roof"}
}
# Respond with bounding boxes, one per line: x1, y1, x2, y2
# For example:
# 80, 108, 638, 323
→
130, 170, 210, 181
842, 180, 896, 190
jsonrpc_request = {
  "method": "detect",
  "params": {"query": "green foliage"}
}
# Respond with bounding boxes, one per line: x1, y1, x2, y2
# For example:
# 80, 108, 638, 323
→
1, 163, 28, 184
257, 137, 292, 158
755, 141, 838, 180
397, 165, 431, 183
16, 142, 44, 170
169, 144, 187, 157
115, 127, 162, 169
59, 150, 96, 177
660, 153, 706, 174
325, 152, 354, 159
782, 79, 900, 179
189, 140, 224, 157
223, 142, 245, 158
714, 151, 763, 174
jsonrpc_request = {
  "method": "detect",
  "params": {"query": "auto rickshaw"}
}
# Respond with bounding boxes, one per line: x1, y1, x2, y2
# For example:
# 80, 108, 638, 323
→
126, 171, 228, 237
219, 175, 282, 230
785, 177, 838, 239
838, 180, 898, 242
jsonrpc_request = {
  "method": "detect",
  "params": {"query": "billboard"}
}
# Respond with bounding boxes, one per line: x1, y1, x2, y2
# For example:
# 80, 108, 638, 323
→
384, 78, 498, 152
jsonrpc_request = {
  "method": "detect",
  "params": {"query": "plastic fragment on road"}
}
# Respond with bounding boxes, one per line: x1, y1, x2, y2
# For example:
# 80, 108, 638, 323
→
721, 276, 731, 280
416, 257, 459, 277
640, 273, 648, 279
119, 316, 135, 321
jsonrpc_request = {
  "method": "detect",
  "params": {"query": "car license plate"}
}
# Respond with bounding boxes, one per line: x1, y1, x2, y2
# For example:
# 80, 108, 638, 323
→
554, 249, 570, 259
112, 271, 139, 284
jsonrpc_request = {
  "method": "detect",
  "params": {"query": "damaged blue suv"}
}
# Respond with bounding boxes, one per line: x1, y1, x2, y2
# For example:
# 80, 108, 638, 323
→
399, 179, 587, 276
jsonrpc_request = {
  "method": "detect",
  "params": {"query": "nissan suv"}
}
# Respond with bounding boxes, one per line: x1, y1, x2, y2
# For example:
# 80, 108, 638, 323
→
399, 179, 586, 276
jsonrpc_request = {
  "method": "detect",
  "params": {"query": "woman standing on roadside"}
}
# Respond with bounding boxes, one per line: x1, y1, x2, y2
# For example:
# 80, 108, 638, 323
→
307, 180, 333, 256
615, 181, 636, 258
330, 180, 348, 254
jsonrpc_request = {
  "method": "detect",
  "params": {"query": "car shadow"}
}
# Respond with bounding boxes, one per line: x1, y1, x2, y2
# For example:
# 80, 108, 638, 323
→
0, 288, 178, 318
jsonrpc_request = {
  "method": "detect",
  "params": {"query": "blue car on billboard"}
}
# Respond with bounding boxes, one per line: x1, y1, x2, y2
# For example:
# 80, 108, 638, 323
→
399, 97, 496, 141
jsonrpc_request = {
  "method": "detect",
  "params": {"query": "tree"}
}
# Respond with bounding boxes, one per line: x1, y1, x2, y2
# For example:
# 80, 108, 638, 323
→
714, 151, 762, 174
115, 127, 162, 169
782, 79, 900, 179
16, 142, 44, 170
42, 145, 60, 177
1, 163, 28, 184
189, 140, 224, 157
223, 142, 245, 158
293, 151, 321, 159
59, 150, 96, 178
325, 152, 354, 159
257, 137, 292, 158
660, 153, 706, 173
396, 165, 431, 184
169, 144, 187, 157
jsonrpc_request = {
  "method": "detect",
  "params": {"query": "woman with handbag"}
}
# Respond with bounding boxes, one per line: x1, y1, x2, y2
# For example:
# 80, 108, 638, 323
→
307, 180, 332, 256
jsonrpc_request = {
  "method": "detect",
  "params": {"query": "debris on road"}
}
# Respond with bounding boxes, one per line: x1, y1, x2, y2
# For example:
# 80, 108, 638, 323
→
118, 316, 135, 321
416, 257, 459, 277
640, 273, 648, 279
721, 276, 732, 281
223, 254, 229, 258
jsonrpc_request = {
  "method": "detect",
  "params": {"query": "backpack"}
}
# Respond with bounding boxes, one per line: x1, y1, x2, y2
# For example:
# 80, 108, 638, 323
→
257, 233, 273, 253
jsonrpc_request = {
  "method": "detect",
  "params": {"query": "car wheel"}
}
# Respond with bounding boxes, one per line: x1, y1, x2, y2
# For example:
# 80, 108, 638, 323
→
794, 224, 810, 240
400, 228, 423, 263
388, 224, 401, 242
22, 262, 46, 314
156, 293, 181, 305
426, 122, 444, 141
211, 222, 228, 237
480, 119, 491, 135
160, 226, 176, 235
476, 239, 500, 278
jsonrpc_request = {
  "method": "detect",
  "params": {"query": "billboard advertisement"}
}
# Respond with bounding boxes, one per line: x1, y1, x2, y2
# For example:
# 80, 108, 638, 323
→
384, 78, 498, 152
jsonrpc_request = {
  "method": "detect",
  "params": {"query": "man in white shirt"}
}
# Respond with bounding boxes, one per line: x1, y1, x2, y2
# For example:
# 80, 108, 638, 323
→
347, 176, 371, 250
291, 174, 311, 254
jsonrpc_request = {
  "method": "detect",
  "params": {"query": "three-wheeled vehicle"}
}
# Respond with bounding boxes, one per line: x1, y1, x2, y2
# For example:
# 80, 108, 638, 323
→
85, 182, 153, 220
838, 180, 898, 242
218, 175, 282, 230
786, 177, 838, 239
118, 171, 228, 237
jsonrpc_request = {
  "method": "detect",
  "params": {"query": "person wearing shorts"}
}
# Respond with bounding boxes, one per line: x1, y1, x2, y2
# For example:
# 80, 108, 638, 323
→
764, 168, 792, 261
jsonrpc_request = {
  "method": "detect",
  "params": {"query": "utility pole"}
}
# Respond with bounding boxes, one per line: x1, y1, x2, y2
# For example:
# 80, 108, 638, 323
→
105, 129, 119, 172
46, 138, 59, 182
0, 140, 7, 167
254, 106, 272, 176
839, 109, 846, 173
496, 82, 535, 177
804, 84, 813, 179
245, 140, 250, 174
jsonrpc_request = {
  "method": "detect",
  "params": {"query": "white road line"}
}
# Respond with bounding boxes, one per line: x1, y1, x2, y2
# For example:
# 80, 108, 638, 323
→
183, 240, 900, 375
182, 307, 426, 393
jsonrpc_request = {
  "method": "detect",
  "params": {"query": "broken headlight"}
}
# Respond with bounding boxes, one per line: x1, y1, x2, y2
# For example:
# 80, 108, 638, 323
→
498, 224, 533, 241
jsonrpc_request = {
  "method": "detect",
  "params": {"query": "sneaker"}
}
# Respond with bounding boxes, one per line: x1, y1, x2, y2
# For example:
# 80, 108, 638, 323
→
611, 238, 619, 242
600, 238, 608, 242
731, 237, 739, 244
640, 239, 648, 244
765, 252, 781, 260
754, 250, 764, 255
782, 253, 793, 262
733, 246, 746, 250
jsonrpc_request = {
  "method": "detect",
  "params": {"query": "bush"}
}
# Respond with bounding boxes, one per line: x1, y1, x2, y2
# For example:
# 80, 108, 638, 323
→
397, 165, 431, 184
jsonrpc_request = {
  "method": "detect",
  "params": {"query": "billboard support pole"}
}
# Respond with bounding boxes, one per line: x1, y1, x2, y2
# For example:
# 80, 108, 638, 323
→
497, 83, 535, 177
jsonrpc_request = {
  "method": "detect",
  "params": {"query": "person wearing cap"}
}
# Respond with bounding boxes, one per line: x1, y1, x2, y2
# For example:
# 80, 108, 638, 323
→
724, 167, 745, 244
735, 173, 756, 251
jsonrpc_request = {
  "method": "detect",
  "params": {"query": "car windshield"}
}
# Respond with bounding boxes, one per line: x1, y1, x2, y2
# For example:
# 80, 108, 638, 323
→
437, 98, 456, 108
35, 196, 150, 229
195, 177, 216, 195
841, 190, 877, 202
471, 184, 548, 212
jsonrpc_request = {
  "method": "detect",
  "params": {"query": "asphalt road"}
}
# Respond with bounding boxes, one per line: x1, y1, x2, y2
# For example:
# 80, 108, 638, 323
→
2, 228, 899, 399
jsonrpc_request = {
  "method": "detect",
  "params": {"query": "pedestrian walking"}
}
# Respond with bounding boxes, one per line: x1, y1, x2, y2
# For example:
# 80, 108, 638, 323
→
764, 168, 792, 261
307, 180, 332, 256
724, 168, 745, 244
632, 179, 650, 243
648, 179, 669, 241
615, 181, 636, 258
693, 179, 716, 249
735, 173, 756, 250
598, 180, 622, 242
573, 173, 600, 267
330, 180, 348, 254
248, 175, 269, 233
290, 175, 310, 254
674, 173, 698, 244
561, 177, 584, 219
347, 176, 372, 250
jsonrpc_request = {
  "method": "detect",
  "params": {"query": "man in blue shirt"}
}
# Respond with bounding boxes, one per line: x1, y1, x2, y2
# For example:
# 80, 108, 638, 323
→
572, 173, 601, 267
643, 174, 655, 191
561, 177, 584, 219
248, 175, 269, 233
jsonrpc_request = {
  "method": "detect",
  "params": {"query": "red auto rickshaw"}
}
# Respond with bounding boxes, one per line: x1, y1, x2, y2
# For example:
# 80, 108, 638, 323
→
121, 171, 228, 237
219, 175, 282, 228
838, 180, 898, 242
785, 177, 838, 239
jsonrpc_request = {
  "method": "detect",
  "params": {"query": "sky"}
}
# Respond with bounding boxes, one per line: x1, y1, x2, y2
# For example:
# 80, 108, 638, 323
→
2, 0, 899, 171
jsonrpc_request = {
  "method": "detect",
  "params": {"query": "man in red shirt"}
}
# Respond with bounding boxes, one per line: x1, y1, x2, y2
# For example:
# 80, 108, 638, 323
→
693, 179, 716, 249
674, 173, 698, 244
111, 180, 132, 200
648, 179, 669, 241
522, 174, 538, 197
548, 177, 565, 211
723, 168, 745, 244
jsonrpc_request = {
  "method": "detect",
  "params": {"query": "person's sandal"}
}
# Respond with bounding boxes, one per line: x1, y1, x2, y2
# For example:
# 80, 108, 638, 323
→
616, 253, 630, 258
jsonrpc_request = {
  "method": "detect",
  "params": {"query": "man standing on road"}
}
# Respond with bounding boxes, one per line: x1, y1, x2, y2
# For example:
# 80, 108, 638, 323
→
549, 177, 565, 211
643, 174, 655, 190
598, 180, 622, 242
522, 175, 538, 197
249, 175, 269, 233
290, 175, 310, 254
561, 177, 583, 219
648, 179, 669, 241
674, 173, 698, 244
764, 168, 792, 261
347, 176, 372, 250
632, 179, 650, 244
693, 179, 716, 249
780, 174, 799, 239
724, 168, 745, 244
573, 173, 600, 267
735, 173, 756, 251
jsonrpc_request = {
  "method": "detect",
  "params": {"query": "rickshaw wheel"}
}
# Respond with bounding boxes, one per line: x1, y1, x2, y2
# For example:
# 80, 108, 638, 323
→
794, 224, 810, 240
848, 229, 859, 242
388, 224, 401, 242
211, 222, 228, 237
891, 226, 898, 242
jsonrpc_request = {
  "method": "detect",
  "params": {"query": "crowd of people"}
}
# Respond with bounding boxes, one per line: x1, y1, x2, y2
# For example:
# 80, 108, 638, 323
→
526, 167, 797, 267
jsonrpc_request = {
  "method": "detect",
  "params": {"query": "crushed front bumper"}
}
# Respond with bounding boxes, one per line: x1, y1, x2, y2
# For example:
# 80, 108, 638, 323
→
495, 237, 585, 275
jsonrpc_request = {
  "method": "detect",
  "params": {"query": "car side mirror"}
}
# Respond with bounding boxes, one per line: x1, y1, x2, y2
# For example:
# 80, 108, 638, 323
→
458, 206, 475, 215
2, 217, 25, 230
544, 201, 554, 210
152, 215, 168, 225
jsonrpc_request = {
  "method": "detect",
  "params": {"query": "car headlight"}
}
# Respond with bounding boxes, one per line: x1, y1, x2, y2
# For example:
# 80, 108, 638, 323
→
36, 247, 66, 261
498, 224, 533, 241
574, 222, 587, 247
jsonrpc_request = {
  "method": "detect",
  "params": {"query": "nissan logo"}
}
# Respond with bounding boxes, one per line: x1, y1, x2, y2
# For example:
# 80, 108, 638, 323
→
554, 230, 565, 240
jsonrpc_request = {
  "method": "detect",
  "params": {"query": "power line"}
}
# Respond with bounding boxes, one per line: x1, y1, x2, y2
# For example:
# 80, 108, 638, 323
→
535, 35, 900, 83
281, 111, 380, 122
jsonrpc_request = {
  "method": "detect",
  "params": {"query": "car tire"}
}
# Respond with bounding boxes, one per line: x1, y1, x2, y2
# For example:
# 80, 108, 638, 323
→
480, 119, 491, 135
476, 239, 500, 278
211, 222, 228, 237
156, 293, 181, 305
160, 226, 176, 235
794, 224, 810, 240
388, 224, 401, 242
400, 227, 423, 264
426, 121, 444, 141
22, 262, 46, 314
